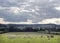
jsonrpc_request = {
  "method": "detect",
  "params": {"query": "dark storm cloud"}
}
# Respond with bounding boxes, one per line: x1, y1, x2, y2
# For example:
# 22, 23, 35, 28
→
0, 9, 27, 22
0, 0, 60, 23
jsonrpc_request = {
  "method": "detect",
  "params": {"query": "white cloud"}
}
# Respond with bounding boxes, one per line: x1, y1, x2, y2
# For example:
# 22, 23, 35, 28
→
20, 10, 31, 12
8, 6, 38, 13
0, 18, 33, 24
49, 0, 53, 2
0, 18, 4, 21
1, 18, 60, 24
28, 0, 36, 2
0, 6, 39, 15
55, 6, 60, 10
31, 9, 36, 12
38, 18, 60, 24
0, 18, 10, 24
8, 7, 21, 14
9, 22, 32, 24
0, 7, 21, 14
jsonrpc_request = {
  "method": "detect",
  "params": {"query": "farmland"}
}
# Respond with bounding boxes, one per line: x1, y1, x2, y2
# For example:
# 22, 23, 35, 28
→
0, 32, 60, 43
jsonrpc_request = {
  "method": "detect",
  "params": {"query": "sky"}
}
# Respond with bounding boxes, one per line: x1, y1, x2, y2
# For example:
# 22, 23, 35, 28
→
0, 0, 60, 24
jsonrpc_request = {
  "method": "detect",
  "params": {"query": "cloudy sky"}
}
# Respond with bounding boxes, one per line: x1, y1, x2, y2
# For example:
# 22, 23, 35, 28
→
0, 0, 60, 24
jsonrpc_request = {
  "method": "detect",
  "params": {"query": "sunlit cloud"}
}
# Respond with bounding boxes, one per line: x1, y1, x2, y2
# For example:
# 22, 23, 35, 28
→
55, 6, 60, 10
0, 18, 10, 24
8, 7, 20, 14
49, 0, 53, 2
38, 18, 60, 24
0, 18, 33, 24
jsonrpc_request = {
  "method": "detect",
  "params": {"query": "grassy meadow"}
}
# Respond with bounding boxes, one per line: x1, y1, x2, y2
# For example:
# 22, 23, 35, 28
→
0, 32, 60, 43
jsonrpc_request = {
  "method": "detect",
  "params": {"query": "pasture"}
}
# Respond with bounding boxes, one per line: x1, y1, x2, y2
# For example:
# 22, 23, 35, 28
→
0, 32, 60, 43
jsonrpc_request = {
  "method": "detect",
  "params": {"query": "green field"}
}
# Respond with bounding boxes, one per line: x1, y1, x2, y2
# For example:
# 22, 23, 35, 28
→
0, 32, 60, 43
